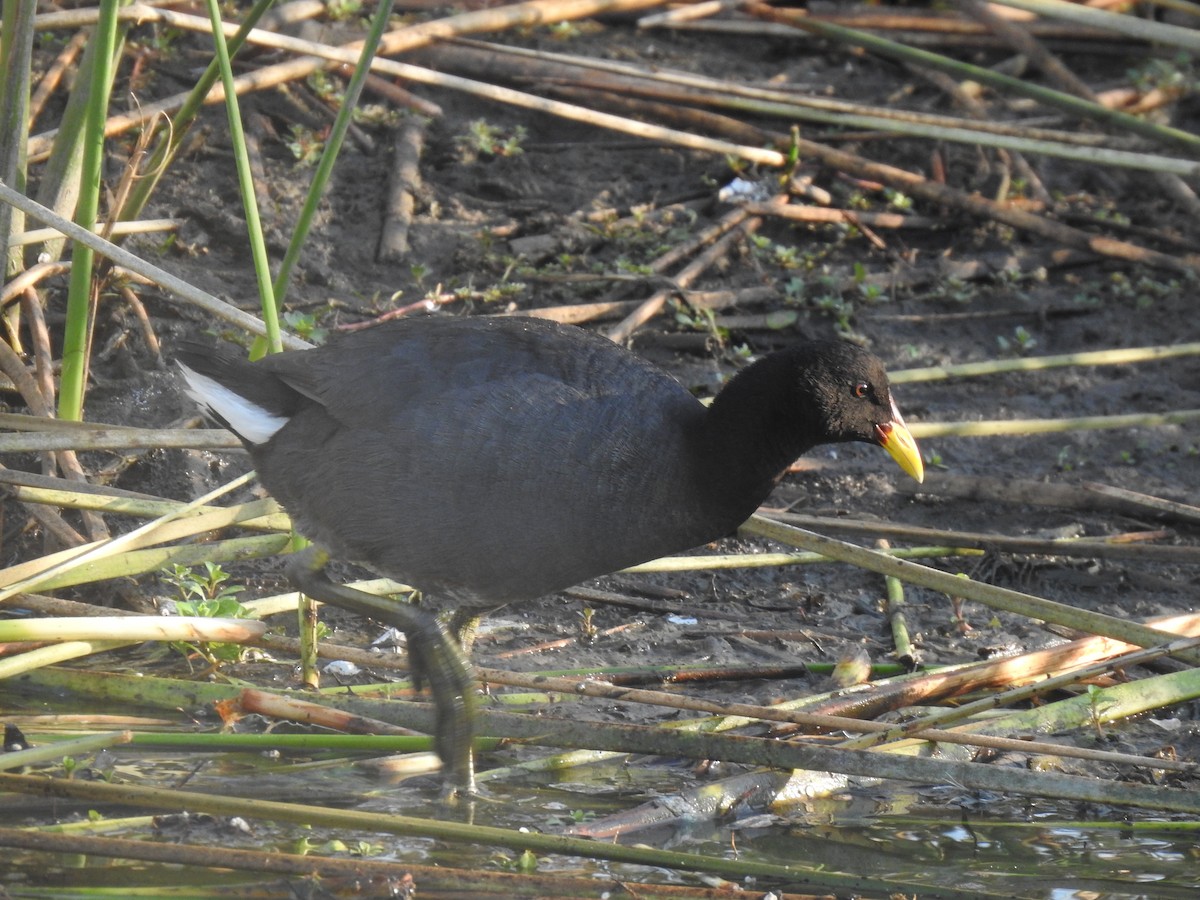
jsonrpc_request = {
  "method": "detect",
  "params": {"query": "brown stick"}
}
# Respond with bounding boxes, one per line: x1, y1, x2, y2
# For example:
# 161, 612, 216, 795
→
761, 510, 1199, 563
959, 0, 1098, 101
785, 613, 1200, 727
29, 0, 674, 160
608, 207, 757, 342
896, 473, 1200, 526
378, 117, 426, 262
742, 200, 942, 229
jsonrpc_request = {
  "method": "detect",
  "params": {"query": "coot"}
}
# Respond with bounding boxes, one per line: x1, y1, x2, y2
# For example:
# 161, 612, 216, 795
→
178, 315, 923, 793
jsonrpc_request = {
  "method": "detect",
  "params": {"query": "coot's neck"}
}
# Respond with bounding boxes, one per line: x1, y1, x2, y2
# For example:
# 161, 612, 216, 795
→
702, 349, 830, 502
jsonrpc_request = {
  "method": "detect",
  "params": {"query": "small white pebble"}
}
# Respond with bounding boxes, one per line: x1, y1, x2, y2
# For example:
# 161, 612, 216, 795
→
666, 614, 698, 625
323, 660, 360, 677
718, 177, 773, 203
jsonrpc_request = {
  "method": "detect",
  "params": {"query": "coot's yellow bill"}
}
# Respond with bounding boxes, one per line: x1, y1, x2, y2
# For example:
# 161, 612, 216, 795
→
876, 398, 924, 483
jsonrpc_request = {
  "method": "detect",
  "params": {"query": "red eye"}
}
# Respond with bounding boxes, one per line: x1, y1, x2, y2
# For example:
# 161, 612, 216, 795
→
853, 382, 869, 399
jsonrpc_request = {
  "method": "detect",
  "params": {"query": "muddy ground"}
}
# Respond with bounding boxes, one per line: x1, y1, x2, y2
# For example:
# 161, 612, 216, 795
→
9, 0, 1200, 854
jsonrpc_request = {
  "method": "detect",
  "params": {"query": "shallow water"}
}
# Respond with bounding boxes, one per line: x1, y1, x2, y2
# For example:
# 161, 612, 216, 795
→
1, 747, 1195, 899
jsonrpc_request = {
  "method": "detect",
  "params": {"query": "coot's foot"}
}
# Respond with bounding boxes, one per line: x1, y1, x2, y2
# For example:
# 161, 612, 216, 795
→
285, 545, 476, 796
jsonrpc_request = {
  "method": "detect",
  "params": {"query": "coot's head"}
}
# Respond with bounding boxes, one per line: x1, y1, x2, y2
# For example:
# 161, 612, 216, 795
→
792, 342, 924, 483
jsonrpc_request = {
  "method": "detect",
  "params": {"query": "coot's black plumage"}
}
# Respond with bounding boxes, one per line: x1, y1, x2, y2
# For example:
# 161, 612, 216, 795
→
178, 315, 923, 793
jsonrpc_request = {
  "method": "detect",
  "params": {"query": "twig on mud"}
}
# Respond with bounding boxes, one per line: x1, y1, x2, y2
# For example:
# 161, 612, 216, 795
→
240, 688, 424, 736
351, 66, 443, 117
959, 0, 1098, 100
27, 30, 87, 126
912, 408, 1200, 438
908, 65, 1052, 205
491, 621, 647, 658
743, 2, 1200, 155
761, 511, 1199, 562
891, 341, 1200, 383
0, 307, 52, 419
878, 539, 917, 667
28, 3, 1194, 279
8, 218, 179, 248
780, 614, 1200, 734
742, 516, 1200, 666
608, 206, 759, 342
784, 135, 1197, 273
28, 0, 681, 160
0, 426, 240, 453
1082, 483, 1200, 526
477, 30, 1121, 143
741, 200, 943, 230
641, 3, 1126, 44
429, 38, 1187, 166
994, 0, 1200, 52
517, 286, 779, 326
837, 617, 1200, 748
0, 333, 105, 543
378, 116, 426, 262
0, 179, 306, 346
895, 474, 1200, 528
0, 463, 87, 549
0, 474, 268, 600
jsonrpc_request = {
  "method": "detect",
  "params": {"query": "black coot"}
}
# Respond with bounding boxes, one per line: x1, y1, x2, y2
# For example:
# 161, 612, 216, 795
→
178, 315, 923, 793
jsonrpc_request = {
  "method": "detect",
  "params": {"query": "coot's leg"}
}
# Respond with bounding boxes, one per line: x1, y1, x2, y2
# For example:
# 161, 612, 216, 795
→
285, 545, 476, 796
447, 606, 497, 656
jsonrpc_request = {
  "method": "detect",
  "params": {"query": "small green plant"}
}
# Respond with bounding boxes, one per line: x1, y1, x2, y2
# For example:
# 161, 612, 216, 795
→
674, 305, 726, 345
614, 257, 654, 277
348, 839, 384, 857
351, 103, 400, 129
141, 25, 183, 56
1086, 684, 1106, 739
812, 292, 855, 334
478, 280, 526, 304
307, 71, 342, 104
164, 562, 244, 607
883, 188, 913, 211
1108, 272, 1181, 310
853, 263, 885, 303
930, 276, 973, 304
456, 119, 527, 162
996, 325, 1036, 355
287, 124, 325, 166
547, 21, 582, 39
749, 234, 806, 270
161, 563, 253, 669
326, 0, 364, 20
491, 849, 540, 872
578, 605, 597, 644
282, 310, 329, 344
847, 189, 871, 211
1129, 53, 1198, 95
783, 276, 805, 302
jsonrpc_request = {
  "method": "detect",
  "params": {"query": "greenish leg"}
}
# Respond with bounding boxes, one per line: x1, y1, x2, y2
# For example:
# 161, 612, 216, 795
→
285, 545, 476, 797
